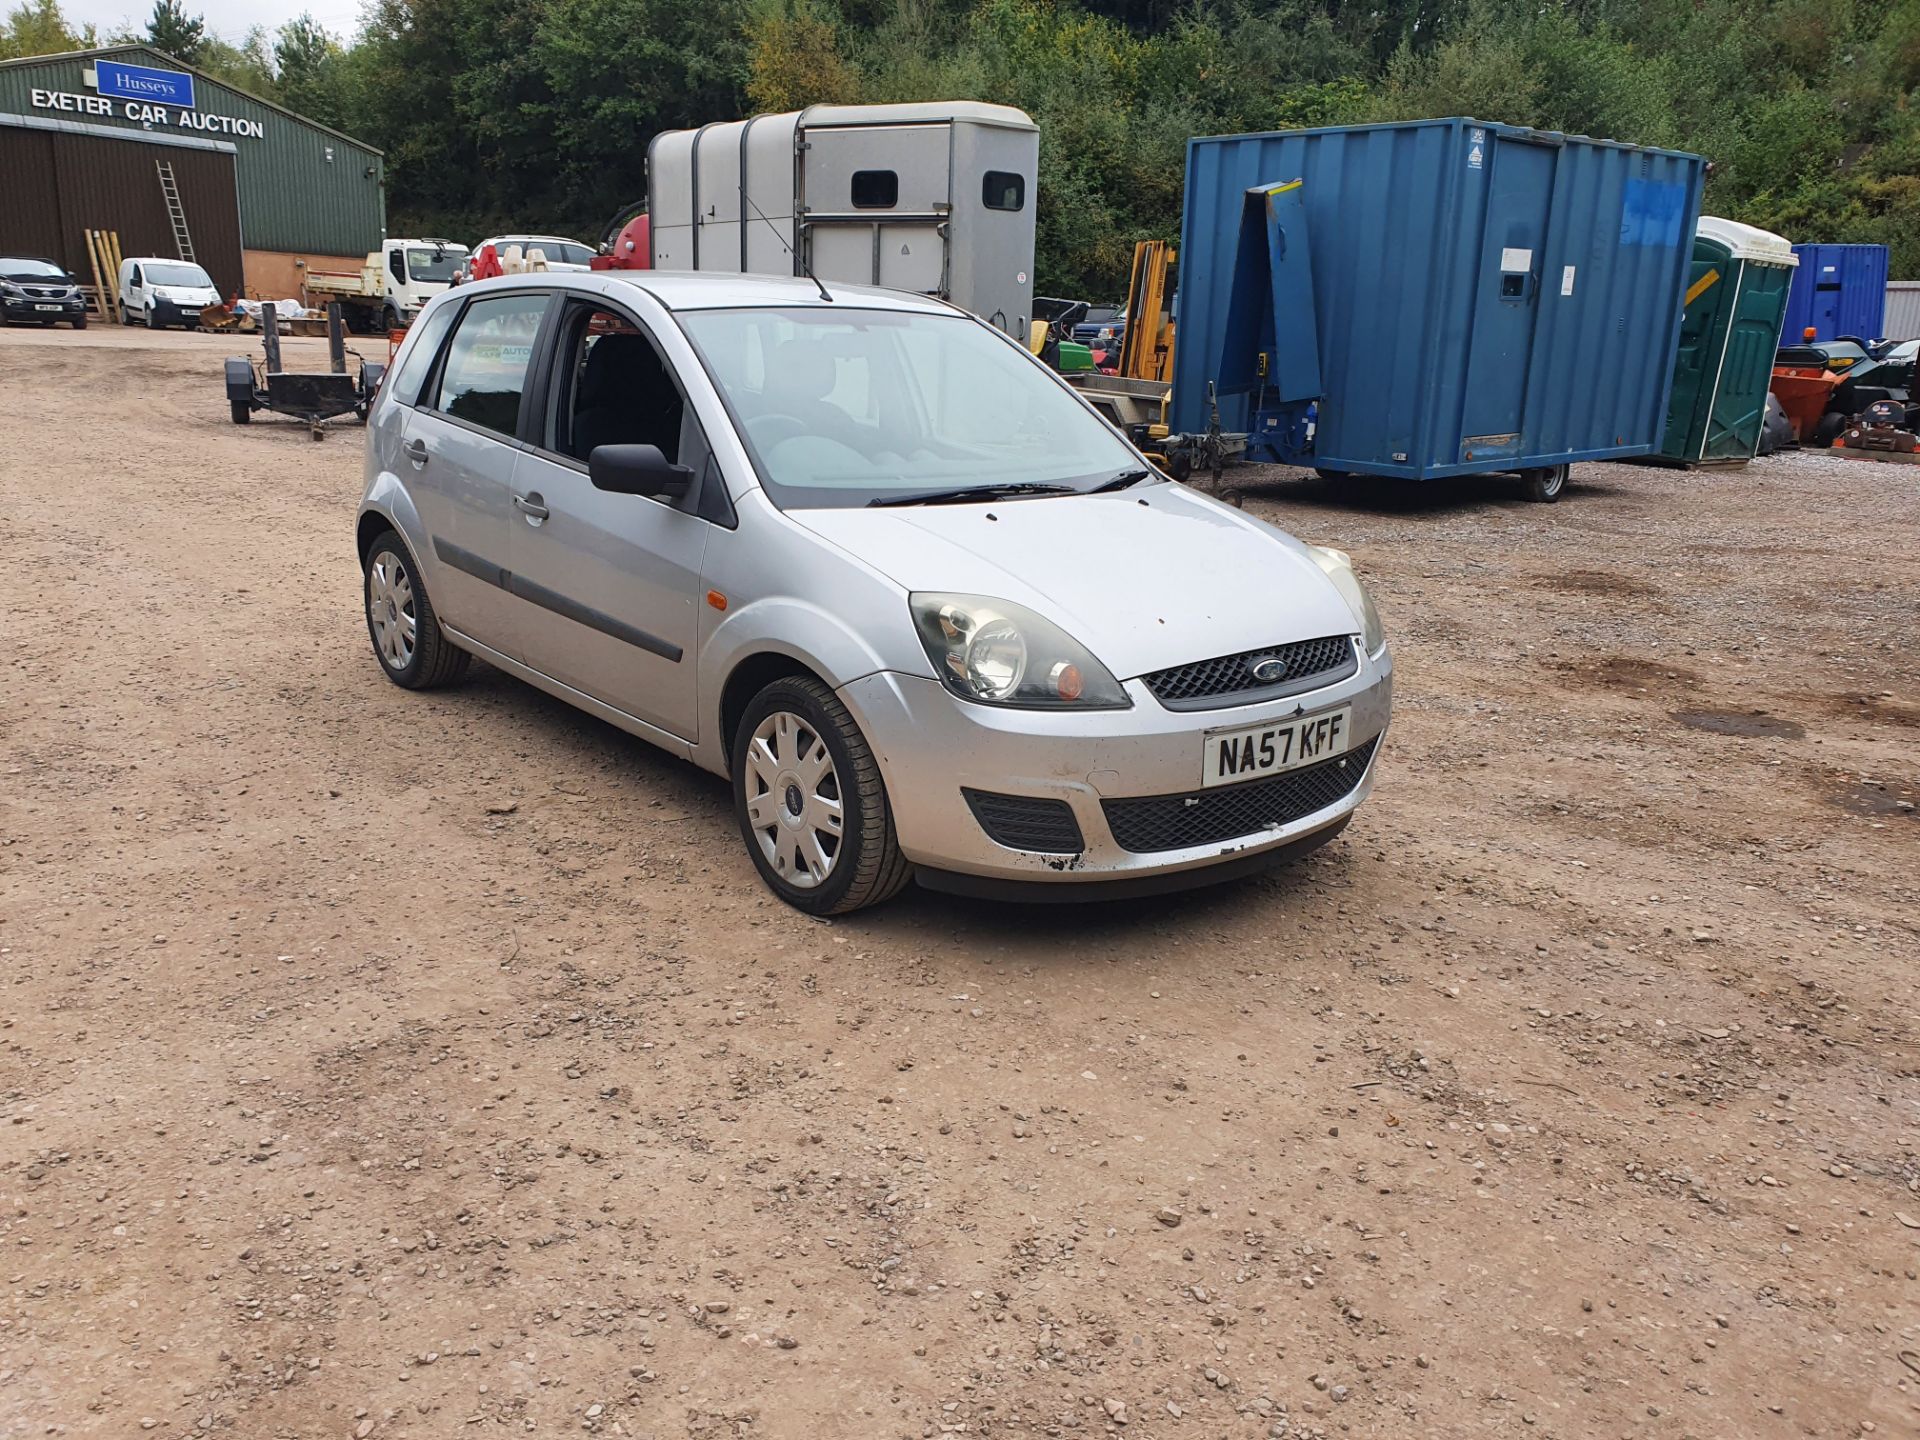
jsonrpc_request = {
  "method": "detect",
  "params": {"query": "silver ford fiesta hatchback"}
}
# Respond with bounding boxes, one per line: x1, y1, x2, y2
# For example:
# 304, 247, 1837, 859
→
356, 271, 1392, 912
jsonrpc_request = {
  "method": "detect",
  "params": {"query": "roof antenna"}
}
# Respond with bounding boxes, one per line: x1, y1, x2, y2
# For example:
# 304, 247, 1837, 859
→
741, 189, 833, 302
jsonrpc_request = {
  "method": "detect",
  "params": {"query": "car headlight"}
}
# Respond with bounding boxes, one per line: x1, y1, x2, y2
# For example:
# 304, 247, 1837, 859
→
1309, 546, 1385, 655
0, 281, 21, 297
910, 593, 1130, 709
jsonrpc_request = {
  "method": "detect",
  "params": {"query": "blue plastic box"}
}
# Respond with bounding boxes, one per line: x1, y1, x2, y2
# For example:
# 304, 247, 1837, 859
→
1173, 119, 1706, 479
1781, 244, 1889, 342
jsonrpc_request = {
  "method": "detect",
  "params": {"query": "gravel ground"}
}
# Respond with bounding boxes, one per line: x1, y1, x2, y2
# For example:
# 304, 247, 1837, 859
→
2, 324, 1917, 1440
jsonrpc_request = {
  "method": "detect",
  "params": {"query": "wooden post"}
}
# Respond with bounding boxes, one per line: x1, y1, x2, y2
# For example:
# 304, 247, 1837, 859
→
83, 230, 110, 322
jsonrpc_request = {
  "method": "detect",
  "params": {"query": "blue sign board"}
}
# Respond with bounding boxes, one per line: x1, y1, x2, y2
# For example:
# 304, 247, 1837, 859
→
93, 59, 195, 109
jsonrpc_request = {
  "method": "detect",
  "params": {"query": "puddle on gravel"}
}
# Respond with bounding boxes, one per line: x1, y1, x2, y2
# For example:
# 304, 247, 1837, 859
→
1672, 709, 1807, 739
1827, 778, 1919, 817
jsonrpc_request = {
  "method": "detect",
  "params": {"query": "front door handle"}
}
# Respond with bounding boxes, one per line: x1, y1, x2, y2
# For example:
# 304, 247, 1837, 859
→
402, 438, 428, 465
514, 492, 549, 522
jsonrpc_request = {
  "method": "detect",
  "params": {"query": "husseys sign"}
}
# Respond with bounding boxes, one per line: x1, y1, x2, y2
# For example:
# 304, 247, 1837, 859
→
27, 58, 265, 140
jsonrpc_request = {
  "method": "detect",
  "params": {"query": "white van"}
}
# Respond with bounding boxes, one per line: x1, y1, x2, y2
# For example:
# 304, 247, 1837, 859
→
118, 257, 219, 330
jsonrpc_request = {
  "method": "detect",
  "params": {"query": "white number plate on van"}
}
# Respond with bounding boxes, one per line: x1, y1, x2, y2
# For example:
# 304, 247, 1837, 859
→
1202, 706, 1351, 788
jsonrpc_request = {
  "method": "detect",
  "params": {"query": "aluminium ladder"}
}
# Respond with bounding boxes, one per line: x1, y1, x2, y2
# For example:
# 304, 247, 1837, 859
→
156, 161, 195, 263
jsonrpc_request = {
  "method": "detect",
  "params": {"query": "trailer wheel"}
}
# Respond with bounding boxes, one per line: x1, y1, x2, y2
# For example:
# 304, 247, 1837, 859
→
1522, 464, 1568, 503
1810, 412, 1847, 449
229, 397, 251, 424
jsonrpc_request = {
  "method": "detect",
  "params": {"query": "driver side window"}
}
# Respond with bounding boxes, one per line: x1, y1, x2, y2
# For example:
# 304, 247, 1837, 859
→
552, 304, 689, 467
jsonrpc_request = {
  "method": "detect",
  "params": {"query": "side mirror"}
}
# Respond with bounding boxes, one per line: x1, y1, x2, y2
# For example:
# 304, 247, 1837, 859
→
588, 443, 693, 499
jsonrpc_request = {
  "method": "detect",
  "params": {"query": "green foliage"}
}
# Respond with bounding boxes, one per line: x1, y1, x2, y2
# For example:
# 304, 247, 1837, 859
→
21, 0, 1919, 287
0, 0, 95, 59
144, 0, 205, 62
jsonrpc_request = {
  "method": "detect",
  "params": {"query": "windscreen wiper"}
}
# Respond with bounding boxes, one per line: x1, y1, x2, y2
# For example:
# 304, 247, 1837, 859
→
1090, 467, 1155, 492
868, 482, 1080, 508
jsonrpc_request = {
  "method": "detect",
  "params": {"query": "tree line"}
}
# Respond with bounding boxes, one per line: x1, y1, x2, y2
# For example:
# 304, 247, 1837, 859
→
5, 0, 1915, 296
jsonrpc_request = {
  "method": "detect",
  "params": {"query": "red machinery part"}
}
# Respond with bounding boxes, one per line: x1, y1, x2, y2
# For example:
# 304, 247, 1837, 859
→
590, 213, 650, 271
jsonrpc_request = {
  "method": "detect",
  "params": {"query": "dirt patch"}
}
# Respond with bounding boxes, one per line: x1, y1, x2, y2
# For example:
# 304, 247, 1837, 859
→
1814, 691, 1920, 729
1672, 708, 1808, 739
1559, 653, 1702, 693
1824, 775, 1920, 817
1535, 568, 1662, 598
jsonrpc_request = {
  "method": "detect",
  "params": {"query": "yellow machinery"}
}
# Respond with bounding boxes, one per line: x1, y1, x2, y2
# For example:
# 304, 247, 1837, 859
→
1117, 240, 1175, 383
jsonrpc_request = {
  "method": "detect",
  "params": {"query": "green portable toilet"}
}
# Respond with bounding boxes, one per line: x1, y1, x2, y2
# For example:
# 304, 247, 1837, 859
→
1659, 218, 1798, 464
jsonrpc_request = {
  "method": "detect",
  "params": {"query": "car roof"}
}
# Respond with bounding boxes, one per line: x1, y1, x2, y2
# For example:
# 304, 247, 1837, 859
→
600, 270, 957, 314
0, 254, 64, 266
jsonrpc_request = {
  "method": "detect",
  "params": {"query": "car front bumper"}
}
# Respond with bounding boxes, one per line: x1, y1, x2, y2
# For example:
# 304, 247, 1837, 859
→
3, 295, 84, 321
839, 644, 1392, 891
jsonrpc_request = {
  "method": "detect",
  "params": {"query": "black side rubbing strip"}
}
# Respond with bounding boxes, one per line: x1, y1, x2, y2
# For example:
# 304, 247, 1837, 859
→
430, 536, 684, 663
434, 537, 509, 589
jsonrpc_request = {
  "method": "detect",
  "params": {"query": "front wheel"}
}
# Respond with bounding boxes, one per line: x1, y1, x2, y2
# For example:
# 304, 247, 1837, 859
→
71, 314, 87, 330
1522, 464, 1568, 502
732, 676, 912, 915
363, 529, 470, 689
144, 308, 162, 330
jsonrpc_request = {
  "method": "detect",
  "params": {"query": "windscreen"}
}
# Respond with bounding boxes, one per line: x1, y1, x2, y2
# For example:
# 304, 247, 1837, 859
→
2, 259, 66, 279
677, 307, 1138, 509
147, 263, 213, 288
406, 247, 465, 282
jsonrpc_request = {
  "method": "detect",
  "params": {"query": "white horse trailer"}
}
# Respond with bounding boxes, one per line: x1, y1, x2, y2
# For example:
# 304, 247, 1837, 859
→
647, 102, 1039, 340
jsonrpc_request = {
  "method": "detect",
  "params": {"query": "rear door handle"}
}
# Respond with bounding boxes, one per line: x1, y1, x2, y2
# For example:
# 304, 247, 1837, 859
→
514, 492, 549, 522
402, 439, 428, 464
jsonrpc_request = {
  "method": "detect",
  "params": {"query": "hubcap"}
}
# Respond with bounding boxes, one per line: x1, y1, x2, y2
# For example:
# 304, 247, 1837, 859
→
367, 549, 418, 670
743, 710, 843, 890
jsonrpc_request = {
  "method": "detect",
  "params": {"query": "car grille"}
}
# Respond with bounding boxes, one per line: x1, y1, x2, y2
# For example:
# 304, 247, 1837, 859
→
1144, 635, 1358, 710
1101, 736, 1378, 854
963, 789, 1086, 854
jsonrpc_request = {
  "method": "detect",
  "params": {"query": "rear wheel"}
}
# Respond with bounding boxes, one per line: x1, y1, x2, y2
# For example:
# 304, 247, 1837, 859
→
363, 529, 469, 689
732, 675, 911, 915
1522, 463, 1568, 502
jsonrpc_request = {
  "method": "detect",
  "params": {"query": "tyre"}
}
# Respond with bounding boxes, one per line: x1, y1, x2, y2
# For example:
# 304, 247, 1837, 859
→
71, 314, 87, 330
229, 396, 251, 424
362, 529, 470, 689
383, 304, 401, 333
732, 675, 912, 915
1810, 412, 1847, 449
144, 308, 162, 330
1313, 467, 1350, 482
121, 305, 134, 326
1522, 463, 1568, 502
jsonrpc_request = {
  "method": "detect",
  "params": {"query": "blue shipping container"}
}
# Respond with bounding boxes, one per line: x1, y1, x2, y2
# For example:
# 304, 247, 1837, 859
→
1174, 119, 1706, 479
1781, 244, 1888, 342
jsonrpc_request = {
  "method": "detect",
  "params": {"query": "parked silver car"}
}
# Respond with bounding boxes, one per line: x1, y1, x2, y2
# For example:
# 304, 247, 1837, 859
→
356, 272, 1392, 912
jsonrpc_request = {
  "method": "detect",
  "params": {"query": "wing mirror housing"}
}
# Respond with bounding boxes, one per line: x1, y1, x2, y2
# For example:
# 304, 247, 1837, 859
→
588, 444, 694, 499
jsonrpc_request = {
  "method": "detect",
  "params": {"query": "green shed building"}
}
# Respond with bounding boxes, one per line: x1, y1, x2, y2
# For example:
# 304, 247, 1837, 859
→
0, 45, 385, 301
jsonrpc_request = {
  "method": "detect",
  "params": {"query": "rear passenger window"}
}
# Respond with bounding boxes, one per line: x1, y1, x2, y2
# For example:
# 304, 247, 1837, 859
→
390, 300, 460, 408
982, 171, 1024, 211
434, 293, 549, 436
851, 170, 898, 208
